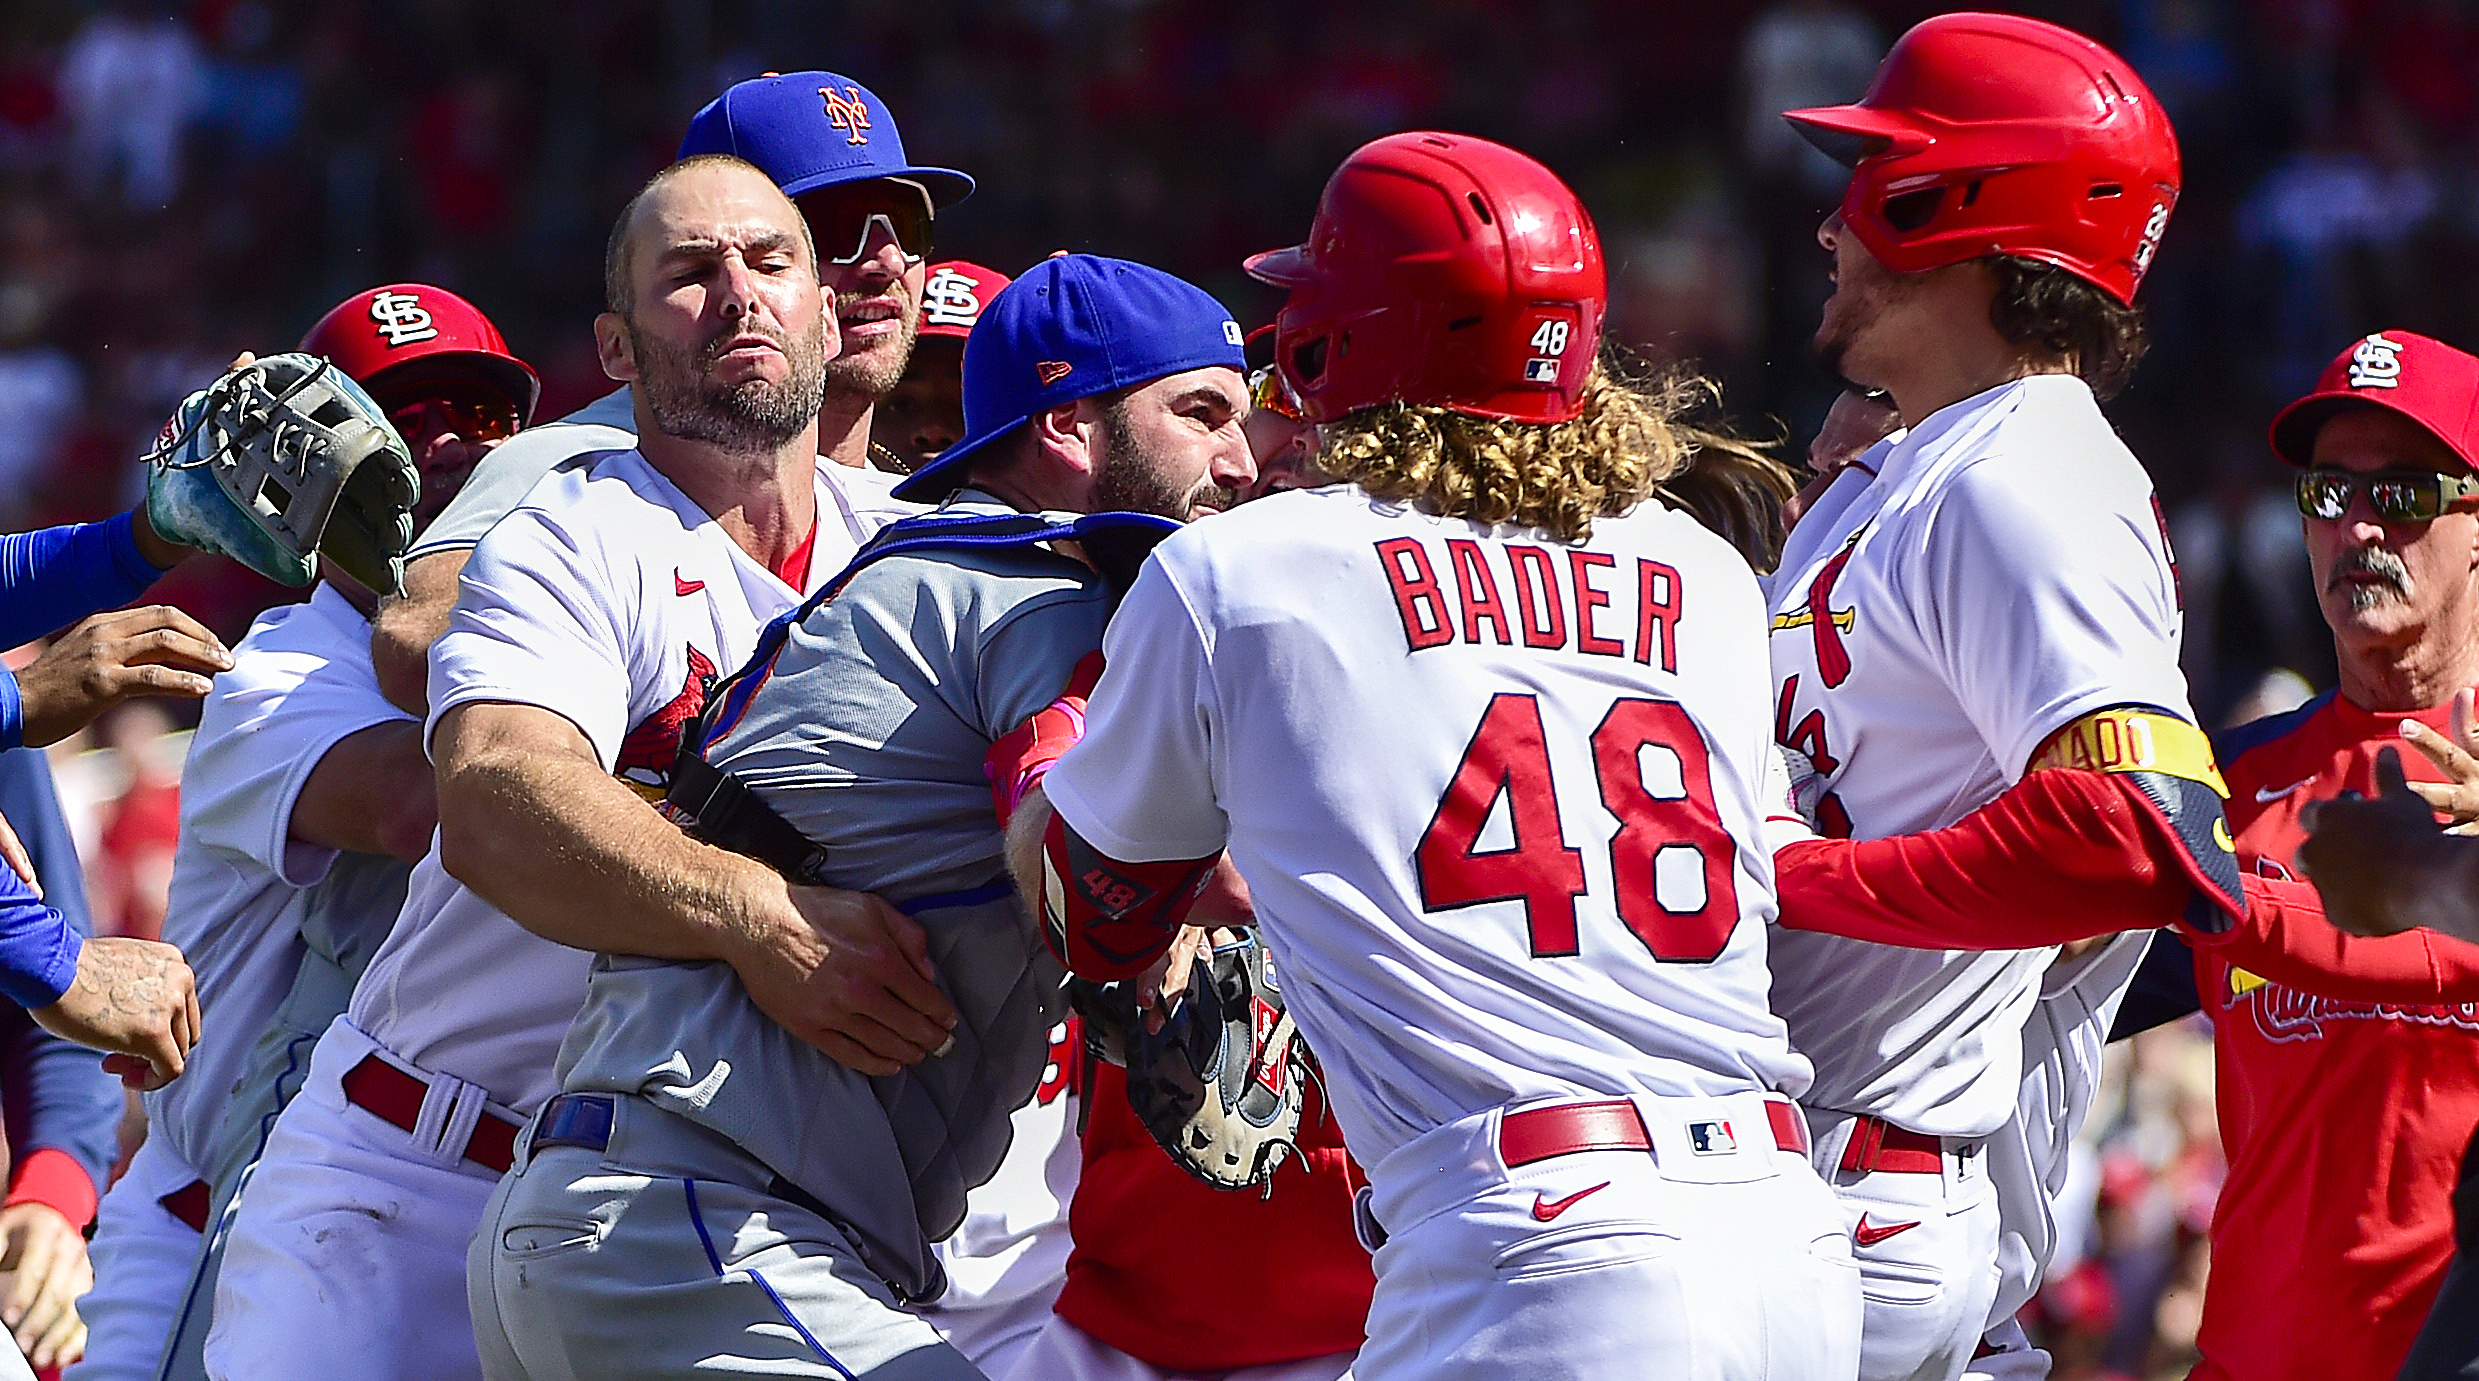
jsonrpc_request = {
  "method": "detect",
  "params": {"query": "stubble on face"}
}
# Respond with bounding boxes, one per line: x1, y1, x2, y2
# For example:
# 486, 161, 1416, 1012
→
824, 279, 920, 402
628, 309, 830, 452
1093, 401, 1238, 522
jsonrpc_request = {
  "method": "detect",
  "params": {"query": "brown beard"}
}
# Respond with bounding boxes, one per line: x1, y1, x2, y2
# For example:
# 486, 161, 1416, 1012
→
627, 311, 830, 452
825, 284, 919, 401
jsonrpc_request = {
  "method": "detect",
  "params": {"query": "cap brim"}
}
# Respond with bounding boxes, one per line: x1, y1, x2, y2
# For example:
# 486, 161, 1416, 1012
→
2268, 391, 2479, 471
889, 416, 1025, 501
1781, 104, 1921, 167
1244, 245, 1313, 287
780, 165, 976, 208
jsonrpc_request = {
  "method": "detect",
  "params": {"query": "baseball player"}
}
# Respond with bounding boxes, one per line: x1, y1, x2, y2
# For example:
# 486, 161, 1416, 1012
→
372, 69, 972, 716
468, 251, 1254, 1381
1749, 17, 2209, 1381
1020, 131, 1860, 1381
2100, 330, 2479, 1381
205, 156, 913, 1381
858, 257, 1096, 1378
997, 352, 1369, 1381
0, 746, 129, 1380
66, 284, 543, 1381
873, 259, 1009, 474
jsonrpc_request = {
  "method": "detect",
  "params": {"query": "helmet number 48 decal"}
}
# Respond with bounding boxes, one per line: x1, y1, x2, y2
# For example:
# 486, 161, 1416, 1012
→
1529, 320, 1571, 355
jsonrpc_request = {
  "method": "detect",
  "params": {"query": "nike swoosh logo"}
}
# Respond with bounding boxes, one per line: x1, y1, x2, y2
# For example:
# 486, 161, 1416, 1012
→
674, 569, 707, 597
1530, 1181, 1611, 1222
1854, 1214, 1921, 1247
2254, 776, 2317, 804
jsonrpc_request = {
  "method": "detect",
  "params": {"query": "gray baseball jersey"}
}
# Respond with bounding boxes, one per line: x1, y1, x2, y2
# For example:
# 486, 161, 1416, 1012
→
552, 492, 1100, 1303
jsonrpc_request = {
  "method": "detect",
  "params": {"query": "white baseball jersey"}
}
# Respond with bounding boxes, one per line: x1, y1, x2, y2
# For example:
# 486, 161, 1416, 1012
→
347, 450, 913, 1113
1765, 373, 2189, 1138
1043, 487, 1811, 1170
148, 582, 413, 1171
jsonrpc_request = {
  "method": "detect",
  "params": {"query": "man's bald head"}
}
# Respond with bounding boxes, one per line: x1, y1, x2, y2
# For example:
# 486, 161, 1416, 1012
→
603, 154, 819, 318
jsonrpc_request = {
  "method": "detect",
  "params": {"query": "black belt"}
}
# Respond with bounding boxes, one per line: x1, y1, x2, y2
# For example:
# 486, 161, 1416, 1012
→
664, 752, 830, 885
529, 1093, 842, 1228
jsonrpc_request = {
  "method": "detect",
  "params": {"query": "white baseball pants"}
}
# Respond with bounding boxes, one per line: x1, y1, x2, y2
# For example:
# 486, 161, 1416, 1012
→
1355, 1092, 1862, 1381
1805, 1111, 2003, 1381
205, 1018, 510, 1381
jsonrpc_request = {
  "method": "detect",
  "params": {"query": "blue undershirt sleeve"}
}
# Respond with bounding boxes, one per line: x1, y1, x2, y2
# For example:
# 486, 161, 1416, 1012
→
0, 748, 117, 1191
0, 512, 166, 651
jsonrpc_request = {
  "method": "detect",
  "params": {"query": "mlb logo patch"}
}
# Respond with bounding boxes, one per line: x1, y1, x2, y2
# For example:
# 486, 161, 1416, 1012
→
1525, 357, 1560, 383
1688, 1120, 1737, 1155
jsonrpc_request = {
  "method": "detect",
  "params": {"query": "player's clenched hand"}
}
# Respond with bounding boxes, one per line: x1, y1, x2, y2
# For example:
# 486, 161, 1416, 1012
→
31, 936, 199, 1090
2299, 747, 2479, 942
0, 1201, 91, 1370
14, 606, 232, 748
729, 884, 960, 1077
2399, 689, 2479, 834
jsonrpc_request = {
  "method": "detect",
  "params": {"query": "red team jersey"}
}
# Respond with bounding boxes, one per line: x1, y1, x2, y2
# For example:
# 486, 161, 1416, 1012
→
2200, 691, 2479, 1381
1055, 1064, 1373, 1372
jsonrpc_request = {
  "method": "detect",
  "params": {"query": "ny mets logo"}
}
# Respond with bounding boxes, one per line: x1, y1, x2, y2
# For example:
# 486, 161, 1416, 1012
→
920, 267, 986, 329
2349, 332, 2407, 390
1771, 533, 1861, 687
2223, 965, 2479, 1043
368, 291, 438, 348
819, 85, 871, 145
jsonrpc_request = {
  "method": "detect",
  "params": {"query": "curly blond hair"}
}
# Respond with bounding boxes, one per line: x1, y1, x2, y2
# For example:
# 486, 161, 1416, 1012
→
1317, 361, 1795, 560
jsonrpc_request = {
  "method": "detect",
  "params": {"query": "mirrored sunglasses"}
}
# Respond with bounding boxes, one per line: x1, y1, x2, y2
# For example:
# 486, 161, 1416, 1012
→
2295, 466, 2479, 523
389, 392, 520, 446
800, 177, 935, 267
1249, 365, 1304, 422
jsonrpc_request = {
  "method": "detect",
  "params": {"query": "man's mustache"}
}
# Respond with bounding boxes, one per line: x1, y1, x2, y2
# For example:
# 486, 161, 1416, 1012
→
2331, 545, 2411, 597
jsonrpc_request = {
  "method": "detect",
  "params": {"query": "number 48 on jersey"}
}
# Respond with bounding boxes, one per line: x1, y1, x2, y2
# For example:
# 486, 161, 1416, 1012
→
1415, 693, 1739, 963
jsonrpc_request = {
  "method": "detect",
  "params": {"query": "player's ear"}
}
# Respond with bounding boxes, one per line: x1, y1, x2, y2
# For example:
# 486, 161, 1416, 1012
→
594, 313, 636, 383
1030, 400, 1098, 479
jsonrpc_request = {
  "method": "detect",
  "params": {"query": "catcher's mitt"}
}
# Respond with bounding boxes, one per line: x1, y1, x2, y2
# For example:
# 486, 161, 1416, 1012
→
144, 353, 420, 594
1072, 933, 1316, 1192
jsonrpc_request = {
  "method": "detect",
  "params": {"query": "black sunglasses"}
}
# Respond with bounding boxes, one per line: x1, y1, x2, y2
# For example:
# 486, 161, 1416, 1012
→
2295, 467, 2479, 523
797, 177, 935, 267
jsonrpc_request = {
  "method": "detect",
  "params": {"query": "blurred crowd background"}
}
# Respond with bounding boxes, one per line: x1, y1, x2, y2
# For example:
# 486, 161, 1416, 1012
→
0, 0, 2453, 1373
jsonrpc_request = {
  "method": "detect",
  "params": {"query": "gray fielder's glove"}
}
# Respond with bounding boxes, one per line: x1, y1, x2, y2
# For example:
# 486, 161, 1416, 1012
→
144, 353, 419, 594
1071, 932, 1316, 1193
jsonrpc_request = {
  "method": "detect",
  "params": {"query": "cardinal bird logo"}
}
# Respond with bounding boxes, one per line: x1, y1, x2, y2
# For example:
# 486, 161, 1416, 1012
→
1771, 533, 1862, 688
613, 645, 717, 797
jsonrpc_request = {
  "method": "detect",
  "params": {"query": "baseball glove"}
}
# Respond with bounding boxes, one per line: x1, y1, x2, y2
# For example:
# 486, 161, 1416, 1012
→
144, 353, 420, 594
1072, 932, 1316, 1192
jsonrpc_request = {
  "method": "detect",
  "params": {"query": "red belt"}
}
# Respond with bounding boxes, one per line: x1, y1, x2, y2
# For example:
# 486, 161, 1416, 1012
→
1499, 1097, 1810, 1169
340, 1053, 520, 1174
1836, 1114, 1945, 1175
158, 1179, 210, 1233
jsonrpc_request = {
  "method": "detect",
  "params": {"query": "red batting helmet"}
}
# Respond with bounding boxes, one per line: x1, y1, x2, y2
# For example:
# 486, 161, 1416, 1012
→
1244, 131, 1604, 425
1783, 12, 2180, 307
299, 284, 540, 426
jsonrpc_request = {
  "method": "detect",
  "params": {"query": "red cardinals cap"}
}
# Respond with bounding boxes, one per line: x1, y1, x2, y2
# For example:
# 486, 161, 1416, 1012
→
2269, 330, 2479, 471
299, 284, 539, 425
915, 261, 1010, 340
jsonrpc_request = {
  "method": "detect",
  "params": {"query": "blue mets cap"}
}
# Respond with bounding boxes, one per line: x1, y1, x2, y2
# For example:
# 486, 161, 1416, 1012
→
678, 72, 973, 207
893, 254, 1248, 501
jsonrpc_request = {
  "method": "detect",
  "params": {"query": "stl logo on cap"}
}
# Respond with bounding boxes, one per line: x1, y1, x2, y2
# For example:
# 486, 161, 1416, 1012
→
2349, 332, 2407, 390
819, 85, 871, 146
369, 291, 438, 348
922, 267, 988, 330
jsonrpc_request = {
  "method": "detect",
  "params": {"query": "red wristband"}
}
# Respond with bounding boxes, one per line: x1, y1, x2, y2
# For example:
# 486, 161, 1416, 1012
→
4, 1147, 97, 1229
